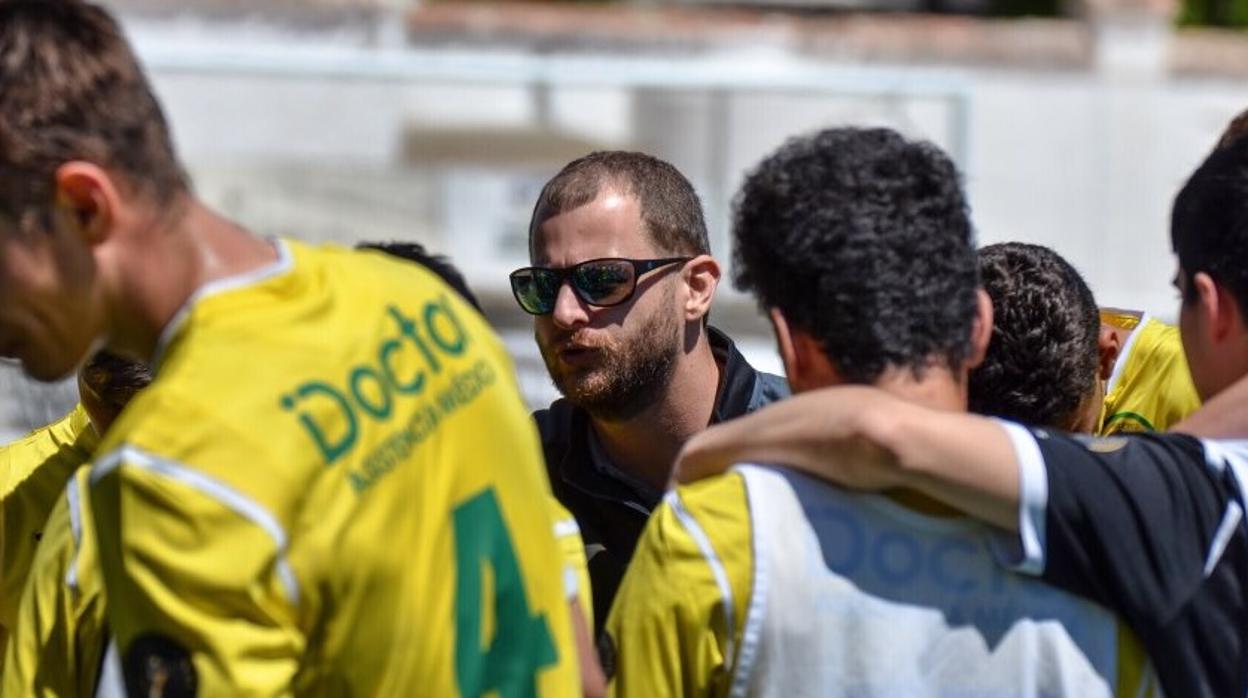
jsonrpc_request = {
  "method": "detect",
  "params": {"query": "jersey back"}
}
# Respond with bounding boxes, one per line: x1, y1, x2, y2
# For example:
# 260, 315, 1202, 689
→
733, 465, 1157, 698
89, 241, 579, 695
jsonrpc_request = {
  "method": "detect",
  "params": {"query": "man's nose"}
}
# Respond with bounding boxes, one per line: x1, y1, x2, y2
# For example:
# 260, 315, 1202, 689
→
550, 281, 590, 330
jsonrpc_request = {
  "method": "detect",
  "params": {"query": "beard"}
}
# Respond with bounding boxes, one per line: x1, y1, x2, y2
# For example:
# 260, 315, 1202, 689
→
538, 303, 682, 423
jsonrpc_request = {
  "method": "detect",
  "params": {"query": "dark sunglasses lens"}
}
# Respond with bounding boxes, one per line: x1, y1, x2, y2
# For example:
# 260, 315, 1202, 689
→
573, 260, 635, 306
511, 269, 560, 314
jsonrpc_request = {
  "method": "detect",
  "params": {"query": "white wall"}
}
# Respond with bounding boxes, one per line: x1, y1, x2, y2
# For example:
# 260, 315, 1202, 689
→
5, 15, 1247, 436
126, 21, 1248, 320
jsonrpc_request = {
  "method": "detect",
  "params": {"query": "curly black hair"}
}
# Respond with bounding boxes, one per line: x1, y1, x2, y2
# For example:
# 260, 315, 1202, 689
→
732, 127, 979, 383
967, 243, 1100, 428
1173, 136, 1248, 325
79, 350, 152, 413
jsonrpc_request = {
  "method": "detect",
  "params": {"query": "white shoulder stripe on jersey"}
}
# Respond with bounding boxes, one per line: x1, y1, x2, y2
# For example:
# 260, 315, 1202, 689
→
553, 518, 581, 539
729, 466, 770, 698
1200, 438, 1248, 491
1199, 439, 1248, 578
90, 445, 301, 606
151, 238, 294, 370
1105, 312, 1150, 396
667, 489, 736, 670
94, 640, 123, 698
65, 476, 84, 593
990, 420, 1049, 576
1206, 501, 1243, 578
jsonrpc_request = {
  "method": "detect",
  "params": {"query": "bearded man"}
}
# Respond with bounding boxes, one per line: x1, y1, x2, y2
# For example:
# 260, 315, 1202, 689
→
510, 151, 788, 631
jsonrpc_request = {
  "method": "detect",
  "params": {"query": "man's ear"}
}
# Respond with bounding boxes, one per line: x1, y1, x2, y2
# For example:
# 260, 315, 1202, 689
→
769, 307, 838, 391
1196, 271, 1244, 345
966, 289, 994, 370
770, 308, 799, 383
54, 162, 119, 245
682, 255, 721, 323
1097, 325, 1122, 381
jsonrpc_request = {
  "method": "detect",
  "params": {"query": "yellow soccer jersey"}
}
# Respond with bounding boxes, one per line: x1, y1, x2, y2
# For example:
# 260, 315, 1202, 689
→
606, 473, 752, 698
0, 404, 96, 657
607, 470, 1156, 698
4, 485, 584, 697
2, 469, 107, 697
1099, 312, 1201, 434
88, 240, 579, 695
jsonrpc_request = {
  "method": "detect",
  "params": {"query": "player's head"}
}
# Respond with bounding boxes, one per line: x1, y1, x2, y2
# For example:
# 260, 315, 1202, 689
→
517, 151, 721, 420
357, 241, 482, 312
1171, 136, 1248, 400
527, 151, 712, 259
733, 127, 986, 394
0, 0, 187, 381
968, 243, 1104, 431
77, 349, 152, 436
1214, 107, 1248, 151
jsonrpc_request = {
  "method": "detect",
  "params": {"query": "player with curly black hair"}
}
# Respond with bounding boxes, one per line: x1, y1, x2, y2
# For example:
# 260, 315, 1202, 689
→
731, 128, 980, 385
606, 127, 1156, 697
676, 129, 1248, 698
971, 241, 1200, 434
969, 243, 1103, 430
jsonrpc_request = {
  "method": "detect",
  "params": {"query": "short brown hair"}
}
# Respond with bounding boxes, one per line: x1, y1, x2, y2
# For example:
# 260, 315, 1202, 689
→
528, 151, 711, 257
0, 0, 187, 232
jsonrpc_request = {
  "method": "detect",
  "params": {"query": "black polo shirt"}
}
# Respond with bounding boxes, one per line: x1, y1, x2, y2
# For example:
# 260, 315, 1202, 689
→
533, 327, 788, 631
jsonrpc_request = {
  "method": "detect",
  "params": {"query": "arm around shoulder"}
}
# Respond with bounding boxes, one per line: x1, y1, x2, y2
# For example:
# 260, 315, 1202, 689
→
676, 386, 1024, 532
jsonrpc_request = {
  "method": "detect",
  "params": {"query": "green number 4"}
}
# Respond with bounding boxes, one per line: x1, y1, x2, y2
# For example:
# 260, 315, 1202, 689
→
453, 488, 559, 698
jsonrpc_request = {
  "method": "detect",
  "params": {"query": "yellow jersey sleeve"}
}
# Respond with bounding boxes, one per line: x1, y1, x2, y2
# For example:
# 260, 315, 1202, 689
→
0, 404, 96, 654
551, 497, 593, 628
2, 469, 108, 697
606, 472, 753, 698
1100, 316, 1201, 435
89, 397, 303, 695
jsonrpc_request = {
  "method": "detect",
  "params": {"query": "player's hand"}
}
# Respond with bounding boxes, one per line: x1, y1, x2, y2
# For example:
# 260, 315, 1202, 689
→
672, 424, 743, 484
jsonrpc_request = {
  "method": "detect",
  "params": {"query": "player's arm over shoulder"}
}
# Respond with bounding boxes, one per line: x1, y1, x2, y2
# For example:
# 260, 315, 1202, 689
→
606, 472, 752, 698
88, 390, 304, 695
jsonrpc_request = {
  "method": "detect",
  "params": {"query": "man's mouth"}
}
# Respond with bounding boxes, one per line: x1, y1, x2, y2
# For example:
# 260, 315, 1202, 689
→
556, 343, 601, 367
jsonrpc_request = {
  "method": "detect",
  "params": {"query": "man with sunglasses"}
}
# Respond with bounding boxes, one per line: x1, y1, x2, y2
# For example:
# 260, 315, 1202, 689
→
512, 151, 787, 632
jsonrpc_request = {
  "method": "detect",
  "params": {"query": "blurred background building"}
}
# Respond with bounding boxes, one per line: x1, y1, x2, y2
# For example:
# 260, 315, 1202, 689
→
2, 0, 1246, 439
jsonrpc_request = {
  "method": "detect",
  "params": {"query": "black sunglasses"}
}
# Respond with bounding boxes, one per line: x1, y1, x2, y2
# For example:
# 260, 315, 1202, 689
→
510, 257, 692, 316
